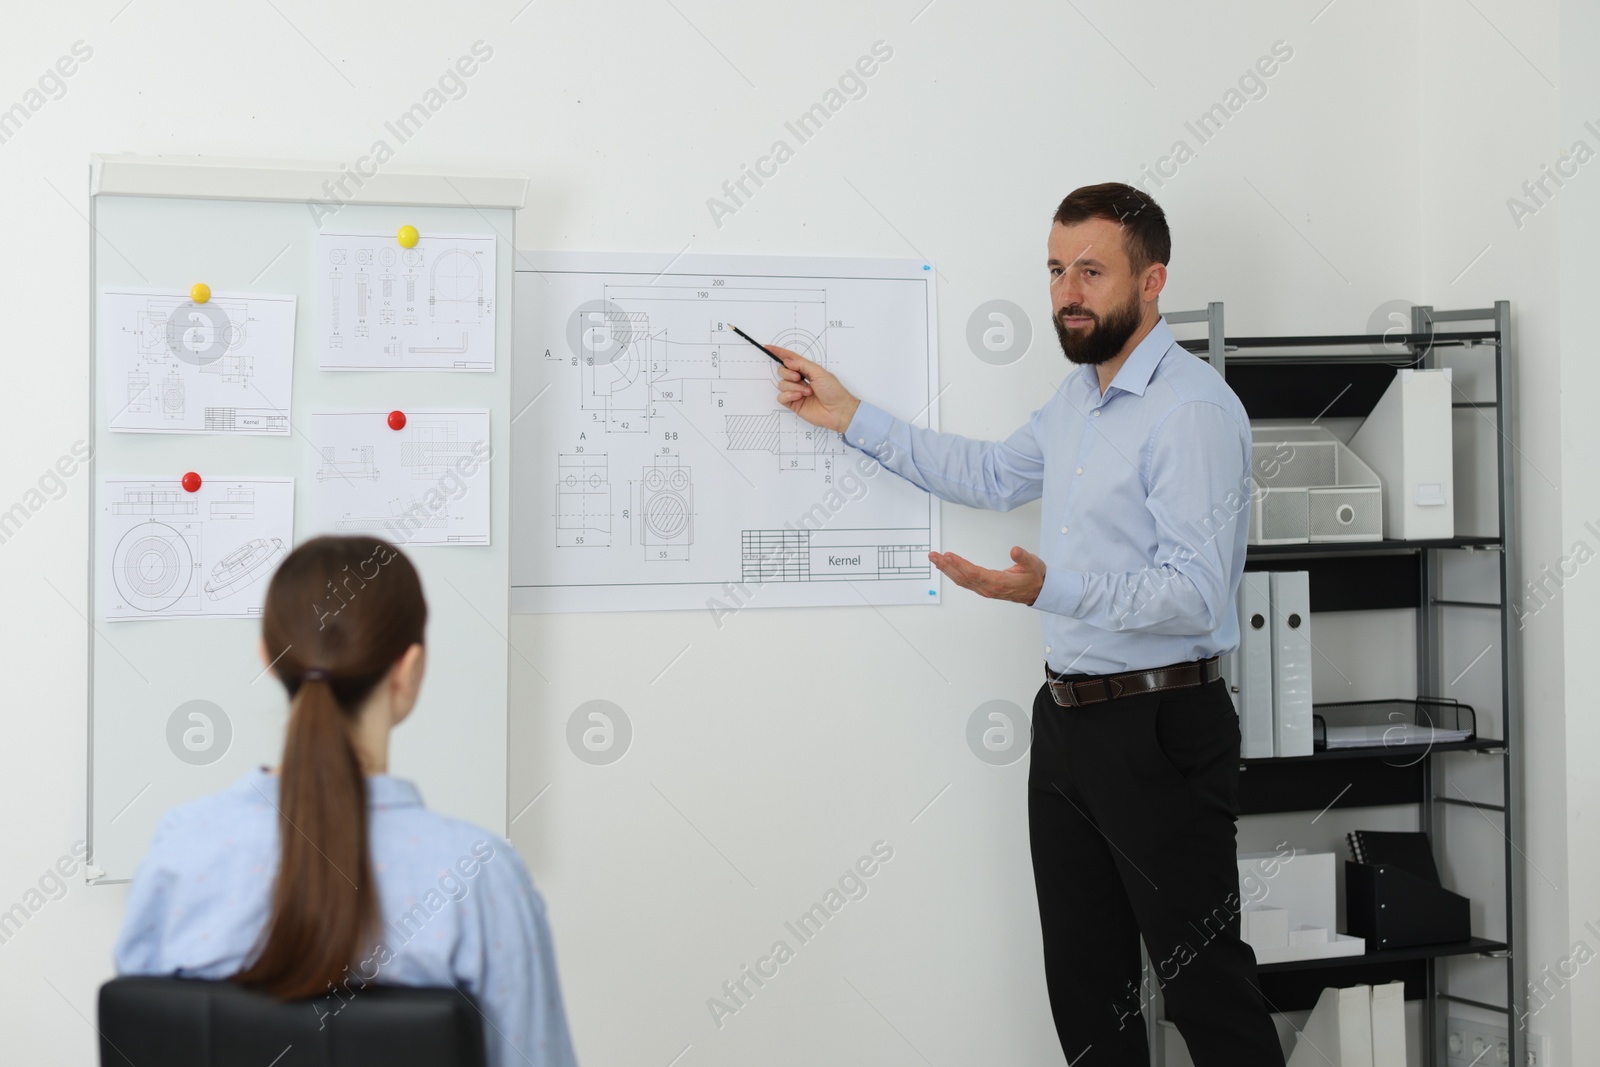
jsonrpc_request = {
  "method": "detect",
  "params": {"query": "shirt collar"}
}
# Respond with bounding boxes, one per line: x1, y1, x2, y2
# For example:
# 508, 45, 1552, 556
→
1078, 316, 1176, 400
239, 766, 424, 809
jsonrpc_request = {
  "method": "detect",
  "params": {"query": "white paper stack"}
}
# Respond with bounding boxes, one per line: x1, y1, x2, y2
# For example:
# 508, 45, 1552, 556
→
1324, 722, 1474, 749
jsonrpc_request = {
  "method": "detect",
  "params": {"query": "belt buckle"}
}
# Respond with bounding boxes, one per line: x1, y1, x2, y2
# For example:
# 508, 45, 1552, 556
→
1048, 678, 1077, 707
1049, 674, 1109, 707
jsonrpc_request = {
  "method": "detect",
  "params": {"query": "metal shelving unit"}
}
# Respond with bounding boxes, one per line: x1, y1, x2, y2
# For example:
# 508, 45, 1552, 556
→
1160, 302, 1524, 1065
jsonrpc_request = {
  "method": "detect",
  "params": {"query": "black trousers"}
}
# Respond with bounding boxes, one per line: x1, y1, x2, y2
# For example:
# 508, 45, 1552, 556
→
1028, 675, 1285, 1067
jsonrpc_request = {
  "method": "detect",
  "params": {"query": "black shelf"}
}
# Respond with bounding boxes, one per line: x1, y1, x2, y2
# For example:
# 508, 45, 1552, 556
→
1178, 330, 1498, 353
1241, 738, 1503, 767
1241, 541, 1502, 614
1256, 937, 1507, 975
1239, 739, 1504, 816
1246, 536, 1501, 557
1256, 939, 1508, 1013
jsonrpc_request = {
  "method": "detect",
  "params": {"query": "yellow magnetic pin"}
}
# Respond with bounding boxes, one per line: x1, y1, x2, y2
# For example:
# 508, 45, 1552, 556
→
397, 225, 419, 248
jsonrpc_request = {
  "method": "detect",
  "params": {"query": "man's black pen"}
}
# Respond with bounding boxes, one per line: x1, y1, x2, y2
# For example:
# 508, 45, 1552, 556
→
728, 323, 810, 383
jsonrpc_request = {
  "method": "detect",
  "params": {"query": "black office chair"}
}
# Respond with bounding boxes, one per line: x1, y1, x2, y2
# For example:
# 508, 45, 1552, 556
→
98, 976, 487, 1067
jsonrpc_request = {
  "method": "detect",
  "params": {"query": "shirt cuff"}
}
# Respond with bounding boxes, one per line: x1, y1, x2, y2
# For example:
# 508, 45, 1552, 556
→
1033, 564, 1086, 618
843, 401, 896, 462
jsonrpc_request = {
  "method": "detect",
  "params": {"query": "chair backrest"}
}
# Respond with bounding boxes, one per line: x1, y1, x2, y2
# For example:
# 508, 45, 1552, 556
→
98, 976, 487, 1067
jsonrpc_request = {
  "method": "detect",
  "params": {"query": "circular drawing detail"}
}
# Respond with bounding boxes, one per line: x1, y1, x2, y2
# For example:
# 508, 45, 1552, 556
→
644, 492, 689, 539
767, 327, 825, 363
431, 249, 482, 302
114, 522, 194, 612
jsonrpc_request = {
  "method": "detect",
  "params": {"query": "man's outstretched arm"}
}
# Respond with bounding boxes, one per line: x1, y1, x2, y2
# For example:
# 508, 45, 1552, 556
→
773, 346, 1048, 512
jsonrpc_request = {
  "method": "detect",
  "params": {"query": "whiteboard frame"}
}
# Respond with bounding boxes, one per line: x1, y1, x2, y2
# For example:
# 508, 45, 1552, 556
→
86, 155, 527, 882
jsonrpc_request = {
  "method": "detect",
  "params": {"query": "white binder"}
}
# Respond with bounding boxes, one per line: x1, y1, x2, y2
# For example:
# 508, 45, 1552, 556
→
1347, 367, 1455, 540
1232, 572, 1275, 758
1368, 981, 1405, 1067
1287, 985, 1374, 1067
1270, 570, 1314, 757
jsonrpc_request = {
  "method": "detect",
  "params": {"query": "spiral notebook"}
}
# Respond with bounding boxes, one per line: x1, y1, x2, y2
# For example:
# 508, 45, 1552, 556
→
1347, 829, 1441, 885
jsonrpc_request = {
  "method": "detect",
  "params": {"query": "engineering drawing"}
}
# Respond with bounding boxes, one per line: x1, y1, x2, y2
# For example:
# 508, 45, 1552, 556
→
209, 487, 256, 519
112, 521, 197, 613
556, 453, 610, 547
638, 463, 693, 561
513, 254, 939, 613
317, 445, 381, 483
203, 537, 286, 600
430, 248, 485, 322
723, 409, 849, 471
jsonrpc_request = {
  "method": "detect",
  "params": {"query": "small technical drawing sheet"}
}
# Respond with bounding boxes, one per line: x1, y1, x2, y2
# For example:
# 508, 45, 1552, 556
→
306, 409, 492, 547
512, 251, 940, 613
317, 231, 496, 371
100, 288, 296, 435
96, 477, 294, 620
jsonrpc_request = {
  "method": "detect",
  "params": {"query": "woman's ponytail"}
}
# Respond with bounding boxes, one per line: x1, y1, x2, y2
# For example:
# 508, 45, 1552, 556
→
233, 537, 426, 1000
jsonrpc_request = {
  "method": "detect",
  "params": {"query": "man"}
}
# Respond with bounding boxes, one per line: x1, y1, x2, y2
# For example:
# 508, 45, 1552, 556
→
768, 183, 1282, 1066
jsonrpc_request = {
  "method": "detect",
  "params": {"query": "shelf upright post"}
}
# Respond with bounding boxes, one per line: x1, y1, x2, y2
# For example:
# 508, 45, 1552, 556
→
1413, 303, 1444, 704
1413, 302, 1446, 1067
1207, 301, 1225, 381
1495, 298, 1528, 1057
1407, 305, 1445, 1064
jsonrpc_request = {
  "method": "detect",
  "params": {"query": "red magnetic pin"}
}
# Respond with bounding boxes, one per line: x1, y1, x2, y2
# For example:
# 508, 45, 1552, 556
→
181, 471, 202, 492
388, 410, 407, 430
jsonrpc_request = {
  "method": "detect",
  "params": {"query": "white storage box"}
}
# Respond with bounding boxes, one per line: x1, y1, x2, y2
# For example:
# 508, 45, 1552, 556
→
1347, 367, 1455, 540
1249, 425, 1384, 544
1237, 849, 1366, 964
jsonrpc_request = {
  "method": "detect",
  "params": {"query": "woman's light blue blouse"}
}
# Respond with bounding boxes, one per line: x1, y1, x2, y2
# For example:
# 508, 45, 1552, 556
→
113, 767, 578, 1067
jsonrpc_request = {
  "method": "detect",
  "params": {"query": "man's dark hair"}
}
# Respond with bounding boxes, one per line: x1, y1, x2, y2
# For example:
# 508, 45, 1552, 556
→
1053, 183, 1170, 272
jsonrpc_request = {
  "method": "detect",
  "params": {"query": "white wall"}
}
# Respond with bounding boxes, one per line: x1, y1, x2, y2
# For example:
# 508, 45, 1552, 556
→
2, 1, 1585, 1064
1557, 0, 1600, 1059
1415, 1, 1571, 1062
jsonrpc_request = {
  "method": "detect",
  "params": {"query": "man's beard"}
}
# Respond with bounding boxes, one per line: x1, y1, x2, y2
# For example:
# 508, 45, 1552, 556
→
1054, 291, 1142, 366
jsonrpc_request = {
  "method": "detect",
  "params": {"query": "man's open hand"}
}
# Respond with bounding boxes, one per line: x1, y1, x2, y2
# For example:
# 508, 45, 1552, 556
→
929, 546, 1046, 605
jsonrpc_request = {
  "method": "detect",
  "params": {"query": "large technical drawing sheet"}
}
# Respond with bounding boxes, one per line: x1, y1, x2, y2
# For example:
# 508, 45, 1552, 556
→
512, 251, 940, 613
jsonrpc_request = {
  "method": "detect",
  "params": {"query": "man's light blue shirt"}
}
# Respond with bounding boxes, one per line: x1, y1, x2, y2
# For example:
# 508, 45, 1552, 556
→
844, 316, 1252, 676
114, 768, 578, 1067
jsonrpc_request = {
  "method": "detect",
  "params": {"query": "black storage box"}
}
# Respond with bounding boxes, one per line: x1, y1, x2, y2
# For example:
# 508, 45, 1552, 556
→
1344, 860, 1471, 949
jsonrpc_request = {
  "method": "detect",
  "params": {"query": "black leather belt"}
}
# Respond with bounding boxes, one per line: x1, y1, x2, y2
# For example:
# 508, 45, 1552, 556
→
1044, 656, 1221, 707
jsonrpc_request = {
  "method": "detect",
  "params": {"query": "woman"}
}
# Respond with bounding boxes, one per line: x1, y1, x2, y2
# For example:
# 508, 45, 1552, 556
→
114, 535, 577, 1067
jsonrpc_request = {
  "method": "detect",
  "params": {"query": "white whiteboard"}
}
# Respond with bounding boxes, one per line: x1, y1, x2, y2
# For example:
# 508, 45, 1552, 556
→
510, 251, 940, 614
87, 158, 522, 881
